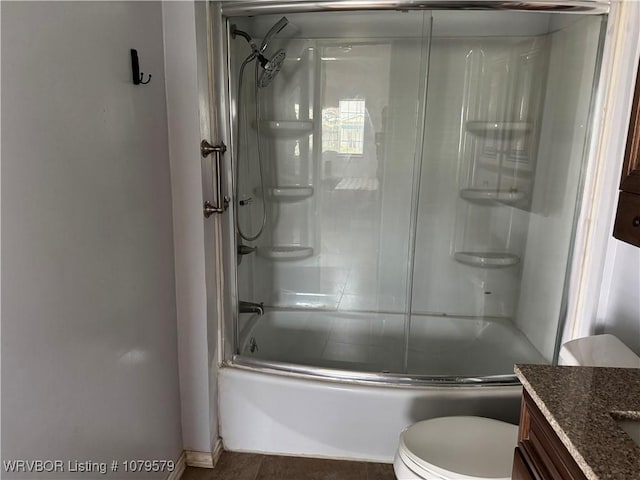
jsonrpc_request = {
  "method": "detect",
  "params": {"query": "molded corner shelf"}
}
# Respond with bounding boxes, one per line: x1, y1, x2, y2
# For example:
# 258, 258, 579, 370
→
257, 186, 314, 201
258, 245, 314, 261
454, 252, 520, 268
460, 188, 526, 206
465, 121, 531, 137
260, 120, 314, 138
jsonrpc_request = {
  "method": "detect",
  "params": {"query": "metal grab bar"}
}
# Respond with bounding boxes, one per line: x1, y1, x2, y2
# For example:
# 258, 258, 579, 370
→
201, 140, 229, 217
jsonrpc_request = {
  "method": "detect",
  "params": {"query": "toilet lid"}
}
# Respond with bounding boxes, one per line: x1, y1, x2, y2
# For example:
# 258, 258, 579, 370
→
399, 416, 518, 479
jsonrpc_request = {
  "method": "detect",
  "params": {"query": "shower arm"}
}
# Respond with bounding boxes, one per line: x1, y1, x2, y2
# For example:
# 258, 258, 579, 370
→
231, 17, 289, 55
231, 25, 270, 67
231, 26, 259, 55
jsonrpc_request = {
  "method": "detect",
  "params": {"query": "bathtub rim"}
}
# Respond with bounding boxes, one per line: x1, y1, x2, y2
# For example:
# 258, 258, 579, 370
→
229, 355, 525, 387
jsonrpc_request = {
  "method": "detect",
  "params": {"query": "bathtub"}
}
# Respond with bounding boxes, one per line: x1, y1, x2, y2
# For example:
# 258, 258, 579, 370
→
220, 309, 540, 461
219, 366, 522, 462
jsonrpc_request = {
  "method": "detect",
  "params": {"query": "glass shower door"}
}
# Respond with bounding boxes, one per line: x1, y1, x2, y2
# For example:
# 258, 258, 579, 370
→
407, 12, 606, 377
230, 11, 432, 373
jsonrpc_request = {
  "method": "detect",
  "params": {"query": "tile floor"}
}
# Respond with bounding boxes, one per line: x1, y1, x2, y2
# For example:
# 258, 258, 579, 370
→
180, 452, 396, 480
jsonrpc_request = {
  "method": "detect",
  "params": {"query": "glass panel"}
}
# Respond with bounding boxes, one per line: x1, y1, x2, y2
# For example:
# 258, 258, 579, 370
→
230, 11, 431, 373
408, 13, 606, 376
228, 9, 607, 381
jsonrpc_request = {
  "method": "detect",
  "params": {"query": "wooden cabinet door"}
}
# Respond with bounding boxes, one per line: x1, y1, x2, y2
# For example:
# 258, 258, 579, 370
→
512, 448, 536, 480
515, 391, 588, 480
621, 62, 640, 194
614, 62, 640, 247
613, 191, 640, 247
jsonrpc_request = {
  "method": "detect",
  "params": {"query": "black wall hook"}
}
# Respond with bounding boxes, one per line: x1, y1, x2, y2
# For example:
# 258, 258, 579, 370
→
131, 49, 152, 85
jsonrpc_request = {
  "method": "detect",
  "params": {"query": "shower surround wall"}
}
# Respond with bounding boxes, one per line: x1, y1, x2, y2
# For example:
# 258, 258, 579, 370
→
411, 34, 549, 320
515, 16, 604, 361
412, 16, 604, 362
233, 14, 429, 318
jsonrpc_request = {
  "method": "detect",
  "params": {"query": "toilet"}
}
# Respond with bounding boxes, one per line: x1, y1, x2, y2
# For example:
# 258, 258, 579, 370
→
558, 334, 640, 368
393, 334, 640, 480
394, 416, 518, 480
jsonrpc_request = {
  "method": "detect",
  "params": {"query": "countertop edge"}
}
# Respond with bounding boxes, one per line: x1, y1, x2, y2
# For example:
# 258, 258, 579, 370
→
514, 365, 599, 480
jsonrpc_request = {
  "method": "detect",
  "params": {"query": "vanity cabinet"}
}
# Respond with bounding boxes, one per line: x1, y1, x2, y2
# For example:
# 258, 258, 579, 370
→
512, 391, 587, 480
512, 448, 535, 480
613, 62, 640, 247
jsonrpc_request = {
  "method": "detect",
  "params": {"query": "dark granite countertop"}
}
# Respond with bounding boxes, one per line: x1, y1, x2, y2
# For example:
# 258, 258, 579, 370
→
515, 365, 640, 480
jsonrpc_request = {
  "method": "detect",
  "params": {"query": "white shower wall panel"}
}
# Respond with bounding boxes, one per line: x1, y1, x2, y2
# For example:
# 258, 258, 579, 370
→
245, 31, 428, 313
410, 37, 541, 318
431, 11, 551, 37
516, 17, 603, 361
376, 36, 429, 299
263, 39, 316, 121
269, 201, 314, 246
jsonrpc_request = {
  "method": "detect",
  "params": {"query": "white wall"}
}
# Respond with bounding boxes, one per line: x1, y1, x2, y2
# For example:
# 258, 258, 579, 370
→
162, 0, 216, 455
598, 241, 640, 355
1, 2, 182, 477
592, 3, 640, 358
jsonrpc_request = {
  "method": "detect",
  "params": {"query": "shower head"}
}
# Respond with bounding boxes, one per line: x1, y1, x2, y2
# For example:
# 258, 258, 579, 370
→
258, 49, 286, 88
232, 18, 289, 88
259, 17, 289, 54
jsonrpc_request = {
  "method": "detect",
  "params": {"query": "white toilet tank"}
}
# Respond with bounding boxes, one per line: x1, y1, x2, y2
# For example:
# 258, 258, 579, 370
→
559, 334, 640, 368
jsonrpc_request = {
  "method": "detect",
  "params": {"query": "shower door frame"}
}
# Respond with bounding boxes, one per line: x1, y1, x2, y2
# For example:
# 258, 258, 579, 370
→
219, 1, 610, 16
211, 0, 616, 386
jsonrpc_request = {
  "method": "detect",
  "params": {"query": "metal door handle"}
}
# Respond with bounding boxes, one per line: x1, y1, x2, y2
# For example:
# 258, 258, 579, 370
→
201, 140, 229, 217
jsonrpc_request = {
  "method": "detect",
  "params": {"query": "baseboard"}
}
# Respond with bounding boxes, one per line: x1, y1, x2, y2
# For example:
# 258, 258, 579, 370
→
212, 438, 224, 467
166, 451, 186, 480
183, 438, 224, 469
185, 450, 214, 468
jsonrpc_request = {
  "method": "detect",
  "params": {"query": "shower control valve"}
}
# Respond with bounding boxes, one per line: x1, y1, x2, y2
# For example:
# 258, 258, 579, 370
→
239, 196, 254, 206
